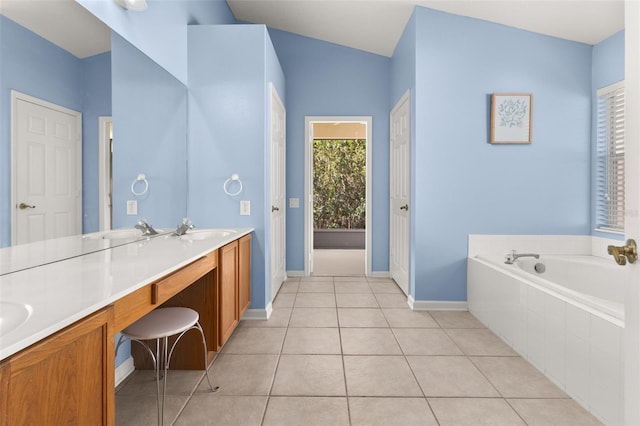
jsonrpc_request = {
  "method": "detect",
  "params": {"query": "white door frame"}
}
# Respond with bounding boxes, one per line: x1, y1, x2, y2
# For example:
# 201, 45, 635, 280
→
11, 90, 82, 245
98, 116, 112, 231
624, 1, 640, 423
304, 116, 372, 276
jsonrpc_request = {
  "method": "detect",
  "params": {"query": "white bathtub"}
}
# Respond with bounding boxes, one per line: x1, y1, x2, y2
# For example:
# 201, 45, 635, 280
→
468, 254, 624, 425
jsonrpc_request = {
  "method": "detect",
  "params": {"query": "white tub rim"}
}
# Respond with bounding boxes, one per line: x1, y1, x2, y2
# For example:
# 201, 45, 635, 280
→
470, 255, 624, 327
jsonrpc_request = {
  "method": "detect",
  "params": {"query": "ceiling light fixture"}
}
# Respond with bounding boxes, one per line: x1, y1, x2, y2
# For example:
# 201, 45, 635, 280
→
114, 0, 148, 11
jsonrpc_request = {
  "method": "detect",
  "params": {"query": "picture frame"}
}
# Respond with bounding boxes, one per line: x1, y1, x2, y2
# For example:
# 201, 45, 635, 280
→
490, 93, 532, 144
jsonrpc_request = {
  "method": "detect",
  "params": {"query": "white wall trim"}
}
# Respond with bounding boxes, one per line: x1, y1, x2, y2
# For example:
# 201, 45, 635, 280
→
369, 271, 390, 278
411, 300, 468, 311
115, 356, 135, 387
286, 270, 305, 277
242, 303, 273, 320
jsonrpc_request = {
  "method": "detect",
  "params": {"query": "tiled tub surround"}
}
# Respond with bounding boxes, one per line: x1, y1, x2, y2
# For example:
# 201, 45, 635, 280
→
116, 276, 601, 425
468, 235, 624, 425
0, 228, 253, 361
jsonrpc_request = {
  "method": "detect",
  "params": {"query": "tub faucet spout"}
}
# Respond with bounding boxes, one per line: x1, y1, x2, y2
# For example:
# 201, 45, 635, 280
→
505, 250, 540, 264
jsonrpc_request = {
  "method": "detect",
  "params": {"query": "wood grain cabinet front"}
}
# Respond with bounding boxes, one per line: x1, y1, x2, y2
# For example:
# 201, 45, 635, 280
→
238, 234, 252, 317
0, 307, 115, 426
218, 240, 239, 347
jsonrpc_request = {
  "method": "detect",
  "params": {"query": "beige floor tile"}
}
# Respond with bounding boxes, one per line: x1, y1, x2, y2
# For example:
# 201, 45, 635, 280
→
282, 328, 341, 354
369, 280, 403, 294
428, 398, 525, 426
199, 354, 278, 395
294, 293, 337, 308
393, 328, 463, 355
334, 276, 368, 282
116, 394, 188, 426
273, 293, 296, 308
271, 355, 346, 396
338, 308, 389, 327
334, 281, 373, 293
301, 276, 335, 282
239, 308, 291, 328
445, 328, 518, 356
221, 327, 286, 354
507, 398, 603, 426
382, 308, 439, 328
343, 355, 423, 396
117, 369, 205, 397
375, 293, 409, 308
336, 293, 379, 308
298, 282, 335, 293
279, 281, 300, 293
340, 328, 402, 355
407, 356, 500, 397
430, 311, 485, 328
263, 397, 349, 426
289, 307, 338, 327
175, 395, 267, 426
349, 397, 438, 426
471, 356, 568, 398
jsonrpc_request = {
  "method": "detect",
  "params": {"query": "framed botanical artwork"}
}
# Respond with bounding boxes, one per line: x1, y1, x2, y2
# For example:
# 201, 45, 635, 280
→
490, 93, 533, 144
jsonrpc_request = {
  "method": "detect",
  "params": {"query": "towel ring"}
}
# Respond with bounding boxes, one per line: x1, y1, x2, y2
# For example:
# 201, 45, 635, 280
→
131, 173, 149, 196
223, 174, 243, 196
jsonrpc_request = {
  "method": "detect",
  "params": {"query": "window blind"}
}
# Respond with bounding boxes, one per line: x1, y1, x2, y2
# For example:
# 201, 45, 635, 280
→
596, 82, 625, 233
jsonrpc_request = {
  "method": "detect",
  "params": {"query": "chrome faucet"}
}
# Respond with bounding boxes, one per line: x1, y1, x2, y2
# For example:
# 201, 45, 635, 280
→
135, 218, 158, 236
504, 250, 540, 264
174, 218, 194, 236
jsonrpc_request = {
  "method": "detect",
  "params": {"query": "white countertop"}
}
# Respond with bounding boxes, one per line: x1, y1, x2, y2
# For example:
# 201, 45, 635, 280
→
0, 228, 253, 361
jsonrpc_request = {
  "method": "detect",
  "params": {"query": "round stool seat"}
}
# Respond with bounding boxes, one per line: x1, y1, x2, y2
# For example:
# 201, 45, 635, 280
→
122, 307, 199, 340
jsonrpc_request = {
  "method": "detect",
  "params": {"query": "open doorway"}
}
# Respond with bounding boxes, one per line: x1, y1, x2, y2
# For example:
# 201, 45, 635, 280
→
304, 117, 372, 276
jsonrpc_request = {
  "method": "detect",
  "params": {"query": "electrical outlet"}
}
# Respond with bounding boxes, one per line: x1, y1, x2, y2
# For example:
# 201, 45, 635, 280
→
289, 198, 299, 208
126, 200, 137, 215
240, 200, 250, 216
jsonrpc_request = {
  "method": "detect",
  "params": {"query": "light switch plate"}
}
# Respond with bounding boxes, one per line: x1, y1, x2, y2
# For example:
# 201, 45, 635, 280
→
289, 198, 300, 208
240, 200, 250, 216
126, 200, 137, 215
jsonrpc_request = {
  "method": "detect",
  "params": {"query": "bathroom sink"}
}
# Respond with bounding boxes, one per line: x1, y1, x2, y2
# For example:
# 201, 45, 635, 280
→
84, 229, 168, 240
178, 229, 238, 241
0, 302, 33, 335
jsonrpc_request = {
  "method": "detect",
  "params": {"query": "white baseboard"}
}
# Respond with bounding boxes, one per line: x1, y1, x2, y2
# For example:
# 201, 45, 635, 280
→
241, 302, 273, 320
286, 270, 305, 277
115, 356, 135, 387
369, 271, 390, 278
411, 299, 468, 311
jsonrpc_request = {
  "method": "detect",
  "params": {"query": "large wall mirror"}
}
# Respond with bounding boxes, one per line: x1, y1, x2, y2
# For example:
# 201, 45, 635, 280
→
0, 1, 188, 255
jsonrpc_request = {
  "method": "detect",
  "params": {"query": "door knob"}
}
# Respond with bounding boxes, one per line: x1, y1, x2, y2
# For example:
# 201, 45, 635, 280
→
400, 204, 408, 211
608, 239, 638, 265
272, 206, 279, 212
18, 203, 36, 210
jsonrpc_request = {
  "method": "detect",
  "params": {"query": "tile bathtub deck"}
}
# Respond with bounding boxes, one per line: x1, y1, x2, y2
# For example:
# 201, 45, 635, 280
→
116, 276, 602, 426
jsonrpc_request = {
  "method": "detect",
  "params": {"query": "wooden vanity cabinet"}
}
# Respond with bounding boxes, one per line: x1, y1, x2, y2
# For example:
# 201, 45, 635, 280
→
0, 307, 115, 426
218, 234, 252, 347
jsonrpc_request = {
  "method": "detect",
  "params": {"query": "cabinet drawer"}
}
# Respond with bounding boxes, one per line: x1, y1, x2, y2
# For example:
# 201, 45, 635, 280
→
152, 251, 217, 306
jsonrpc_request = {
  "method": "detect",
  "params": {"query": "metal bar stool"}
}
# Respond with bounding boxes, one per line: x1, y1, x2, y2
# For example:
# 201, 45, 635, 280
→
116, 307, 219, 425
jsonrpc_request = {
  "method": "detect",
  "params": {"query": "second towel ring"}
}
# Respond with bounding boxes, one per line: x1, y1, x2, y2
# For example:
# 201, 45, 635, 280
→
223, 174, 243, 196
131, 173, 149, 196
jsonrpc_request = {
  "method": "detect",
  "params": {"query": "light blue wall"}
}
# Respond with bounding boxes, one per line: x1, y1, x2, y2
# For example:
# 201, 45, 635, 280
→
591, 30, 625, 240
409, 7, 592, 302
188, 24, 285, 309
76, 0, 236, 84
82, 52, 112, 233
268, 29, 391, 273
111, 33, 187, 229
0, 15, 110, 247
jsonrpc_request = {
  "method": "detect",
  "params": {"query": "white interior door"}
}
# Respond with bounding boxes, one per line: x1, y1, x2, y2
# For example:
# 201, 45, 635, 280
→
389, 91, 411, 296
98, 117, 113, 231
11, 91, 81, 245
624, 2, 640, 423
270, 84, 286, 301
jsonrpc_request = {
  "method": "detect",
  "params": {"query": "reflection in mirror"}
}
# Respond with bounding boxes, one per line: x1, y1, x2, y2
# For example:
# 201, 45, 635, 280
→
0, 1, 187, 269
